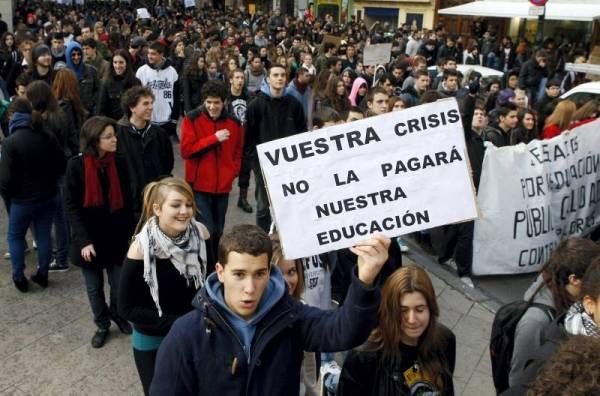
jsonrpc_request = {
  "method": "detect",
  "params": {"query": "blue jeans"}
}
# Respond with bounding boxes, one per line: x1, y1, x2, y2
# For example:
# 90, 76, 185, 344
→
53, 178, 70, 265
194, 191, 229, 264
8, 195, 58, 281
81, 264, 121, 330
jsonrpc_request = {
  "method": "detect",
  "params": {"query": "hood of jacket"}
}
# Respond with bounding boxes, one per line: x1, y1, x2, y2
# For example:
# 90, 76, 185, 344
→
348, 77, 367, 106
149, 57, 173, 71
200, 265, 286, 360
8, 112, 32, 135
524, 274, 555, 308
258, 78, 286, 99
66, 41, 84, 79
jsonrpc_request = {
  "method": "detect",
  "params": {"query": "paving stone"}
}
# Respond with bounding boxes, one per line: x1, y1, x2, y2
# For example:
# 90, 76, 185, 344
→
462, 370, 496, 396
438, 306, 463, 330
453, 342, 484, 383
438, 288, 474, 315
467, 304, 495, 324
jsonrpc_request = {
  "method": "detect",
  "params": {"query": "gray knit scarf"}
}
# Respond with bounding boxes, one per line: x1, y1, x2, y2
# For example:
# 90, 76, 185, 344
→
136, 216, 207, 317
564, 302, 600, 338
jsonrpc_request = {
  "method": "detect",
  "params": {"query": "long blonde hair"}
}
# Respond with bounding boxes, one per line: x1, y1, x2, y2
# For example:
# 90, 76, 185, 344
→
545, 100, 576, 131
134, 177, 197, 236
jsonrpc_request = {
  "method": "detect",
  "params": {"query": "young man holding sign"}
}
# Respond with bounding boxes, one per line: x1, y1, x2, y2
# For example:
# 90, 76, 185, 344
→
150, 225, 391, 395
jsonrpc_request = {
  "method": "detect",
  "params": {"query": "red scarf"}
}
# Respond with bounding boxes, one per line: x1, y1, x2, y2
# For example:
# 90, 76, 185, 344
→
83, 153, 124, 213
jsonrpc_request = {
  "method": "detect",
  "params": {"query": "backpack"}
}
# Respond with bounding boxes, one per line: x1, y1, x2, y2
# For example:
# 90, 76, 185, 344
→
489, 300, 555, 394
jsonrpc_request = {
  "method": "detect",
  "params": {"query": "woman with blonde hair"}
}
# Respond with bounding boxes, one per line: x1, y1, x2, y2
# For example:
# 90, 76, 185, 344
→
118, 177, 212, 395
338, 266, 456, 396
542, 100, 576, 139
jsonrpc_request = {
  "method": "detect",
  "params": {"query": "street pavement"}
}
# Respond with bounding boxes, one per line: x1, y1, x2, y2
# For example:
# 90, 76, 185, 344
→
0, 143, 498, 395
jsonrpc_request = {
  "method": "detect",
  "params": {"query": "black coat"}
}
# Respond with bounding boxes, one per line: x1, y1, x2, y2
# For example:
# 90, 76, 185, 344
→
182, 72, 207, 114
116, 119, 174, 216
77, 64, 100, 115
518, 58, 547, 92
96, 76, 142, 120
0, 125, 65, 205
64, 154, 135, 268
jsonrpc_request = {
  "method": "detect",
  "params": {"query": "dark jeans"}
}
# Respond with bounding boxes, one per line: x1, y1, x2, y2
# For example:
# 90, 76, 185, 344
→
133, 348, 158, 396
237, 150, 254, 189
453, 221, 474, 277
253, 163, 271, 232
194, 191, 229, 262
8, 195, 58, 281
53, 178, 70, 265
81, 264, 122, 330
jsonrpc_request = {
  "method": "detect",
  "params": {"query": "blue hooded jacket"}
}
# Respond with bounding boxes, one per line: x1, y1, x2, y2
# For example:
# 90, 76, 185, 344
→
65, 41, 84, 78
205, 266, 286, 362
8, 112, 32, 135
150, 267, 381, 396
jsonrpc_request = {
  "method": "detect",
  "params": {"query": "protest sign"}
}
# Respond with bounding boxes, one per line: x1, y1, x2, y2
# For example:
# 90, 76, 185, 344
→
322, 34, 342, 47
184, 0, 195, 8
136, 8, 151, 19
472, 120, 600, 275
257, 98, 478, 259
363, 43, 392, 66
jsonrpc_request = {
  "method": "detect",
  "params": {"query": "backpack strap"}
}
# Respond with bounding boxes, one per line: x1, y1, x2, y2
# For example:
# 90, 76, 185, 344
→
528, 302, 556, 321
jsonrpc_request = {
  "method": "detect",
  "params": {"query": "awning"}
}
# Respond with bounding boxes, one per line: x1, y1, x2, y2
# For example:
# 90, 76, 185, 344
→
438, 0, 600, 22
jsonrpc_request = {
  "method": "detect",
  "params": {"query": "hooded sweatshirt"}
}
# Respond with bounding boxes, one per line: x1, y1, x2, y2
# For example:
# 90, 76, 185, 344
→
348, 77, 367, 107
65, 41, 99, 114
205, 266, 286, 361
136, 58, 179, 124
65, 41, 85, 78
509, 275, 556, 387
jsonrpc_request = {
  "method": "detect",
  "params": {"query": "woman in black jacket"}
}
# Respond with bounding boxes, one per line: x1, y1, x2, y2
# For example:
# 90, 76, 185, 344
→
96, 49, 141, 120
510, 108, 538, 145
0, 98, 66, 292
0, 32, 17, 85
64, 116, 135, 348
338, 266, 456, 396
52, 68, 86, 155
118, 177, 212, 395
181, 52, 207, 114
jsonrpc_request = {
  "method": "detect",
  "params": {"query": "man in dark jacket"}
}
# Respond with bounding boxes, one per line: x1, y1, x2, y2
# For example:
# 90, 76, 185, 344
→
65, 41, 100, 115
116, 86, 174, 217
0, 99, 66, 292
151, 224, 390, 395
180, 80, 243, 264
483, 103, 518, 147
27, 44, 54, 86
245, 64, 307, 232
518, 50, 548, 106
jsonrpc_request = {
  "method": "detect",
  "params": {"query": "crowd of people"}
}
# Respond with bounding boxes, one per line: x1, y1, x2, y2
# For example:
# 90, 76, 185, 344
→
0, 1, 599, 395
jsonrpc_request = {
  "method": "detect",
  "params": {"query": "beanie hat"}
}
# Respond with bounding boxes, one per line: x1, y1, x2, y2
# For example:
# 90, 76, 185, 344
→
546, 78, 562, 88
31, 44, 51, 64
498, 89, 515, 106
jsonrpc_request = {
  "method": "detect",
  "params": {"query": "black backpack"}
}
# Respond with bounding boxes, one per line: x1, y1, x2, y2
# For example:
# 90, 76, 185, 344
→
489, 300, 555, 394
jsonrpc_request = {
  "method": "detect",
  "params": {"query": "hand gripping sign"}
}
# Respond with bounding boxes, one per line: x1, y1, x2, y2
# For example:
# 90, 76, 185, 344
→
257, 98, 479, 259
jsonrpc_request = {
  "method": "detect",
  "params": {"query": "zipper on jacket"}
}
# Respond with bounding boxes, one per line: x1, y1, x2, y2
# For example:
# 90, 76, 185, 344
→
208, 303, 246, 355
214, 119, 220, 193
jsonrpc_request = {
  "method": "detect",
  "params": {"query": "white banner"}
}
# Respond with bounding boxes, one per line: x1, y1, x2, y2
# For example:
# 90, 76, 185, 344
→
363, 43, 392, 66
473, 120, 600, 275
257, 98, 478, 259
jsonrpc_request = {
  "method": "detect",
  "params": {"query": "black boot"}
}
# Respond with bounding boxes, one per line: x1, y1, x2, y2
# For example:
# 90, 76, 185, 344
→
237, 188, 253, 213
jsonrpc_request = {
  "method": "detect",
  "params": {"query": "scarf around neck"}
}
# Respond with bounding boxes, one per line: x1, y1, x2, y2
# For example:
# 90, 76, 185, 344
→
136, 216, 207, 317
564, 302, 600, 338
83, 152, 124, 212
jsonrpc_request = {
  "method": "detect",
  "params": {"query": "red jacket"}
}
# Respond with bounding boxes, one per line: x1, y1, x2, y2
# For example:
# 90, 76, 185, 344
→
542, 123, 562, 140
181, 108, 243, 194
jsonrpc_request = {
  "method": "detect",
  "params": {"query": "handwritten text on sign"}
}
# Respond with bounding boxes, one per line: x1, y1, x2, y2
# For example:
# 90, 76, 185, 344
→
473, 120, 600, 275
257, 99, 478, 259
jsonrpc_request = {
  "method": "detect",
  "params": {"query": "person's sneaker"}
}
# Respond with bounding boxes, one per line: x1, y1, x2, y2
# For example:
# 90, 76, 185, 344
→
112, 316, 132, 335
441, 258, 458, 271
91, 328, 109, 348
396, 238, 410, 253
13, 278, 29, 293
48, 260, 69, 273
30, 272, 48, 288
460, 276, 475, 289
3, 251, 10, 260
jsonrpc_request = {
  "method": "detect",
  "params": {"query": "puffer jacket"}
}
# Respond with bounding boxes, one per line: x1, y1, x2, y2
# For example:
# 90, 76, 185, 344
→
180, 107, 243, 194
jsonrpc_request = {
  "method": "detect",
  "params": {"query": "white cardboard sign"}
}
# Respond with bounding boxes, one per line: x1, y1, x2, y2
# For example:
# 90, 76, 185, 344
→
136, 8, 151, 19
363, 43, 392, 66
257, 98, 478, 259
473, 120, 600, 275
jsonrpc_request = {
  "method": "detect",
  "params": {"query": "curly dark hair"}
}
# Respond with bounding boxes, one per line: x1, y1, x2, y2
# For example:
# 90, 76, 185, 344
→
527, 336, 600, 396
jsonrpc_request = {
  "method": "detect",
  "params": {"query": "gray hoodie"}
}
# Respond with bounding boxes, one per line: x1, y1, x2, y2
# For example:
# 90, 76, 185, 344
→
509, 274, 556, 387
